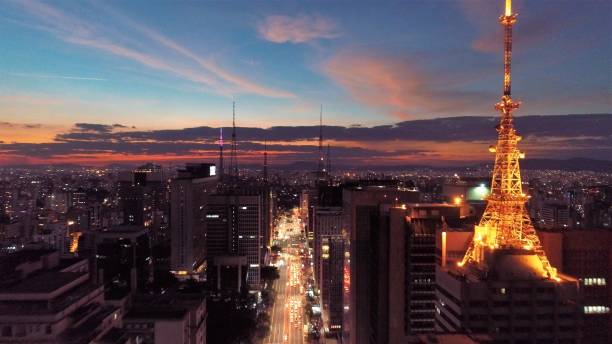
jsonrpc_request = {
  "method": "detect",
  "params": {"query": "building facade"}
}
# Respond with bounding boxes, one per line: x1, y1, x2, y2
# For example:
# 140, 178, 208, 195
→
170, 163, 217, 280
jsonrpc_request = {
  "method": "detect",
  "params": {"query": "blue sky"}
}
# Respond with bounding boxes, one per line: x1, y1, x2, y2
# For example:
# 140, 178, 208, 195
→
0, 0, 610, 165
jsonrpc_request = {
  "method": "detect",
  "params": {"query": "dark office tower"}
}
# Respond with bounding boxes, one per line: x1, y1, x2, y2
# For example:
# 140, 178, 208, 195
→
313, 185, 343, 279
540, 201, 570, 229
117, 164, 165, 228
307, 189, 319, 239
386, 204, 461, 341
206, 193, 263, 289
314, 207, 342, 285
314, 206, 343, 334
170, 163, 218, 280
539, 229, 612, 343
321, 235, 345, 333
95, 225, 152, 293
117, 175, 144, 226
342, 184, 420, 344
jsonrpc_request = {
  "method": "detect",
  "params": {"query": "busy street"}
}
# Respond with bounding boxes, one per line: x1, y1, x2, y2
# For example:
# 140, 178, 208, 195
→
264, 209, 313, 344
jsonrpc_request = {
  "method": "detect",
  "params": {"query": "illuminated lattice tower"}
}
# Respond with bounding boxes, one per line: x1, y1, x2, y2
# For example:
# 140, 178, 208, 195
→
459, 0, 558, 280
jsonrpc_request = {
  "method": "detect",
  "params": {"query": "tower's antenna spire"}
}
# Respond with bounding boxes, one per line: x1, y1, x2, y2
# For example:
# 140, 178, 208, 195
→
501, 0, 517, 97
219, 127, 224, 180
326, 143, 331, 178
318, 104, 324, 174
230, 101, 238, 178
263, 139, 268, 183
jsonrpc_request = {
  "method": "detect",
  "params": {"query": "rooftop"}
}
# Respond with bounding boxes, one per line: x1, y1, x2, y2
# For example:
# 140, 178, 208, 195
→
0, 271, 87, 294
0, 248, 56, 274
125, 308, 188, 320
451, 249, 576, 283
97, 225, 147, 238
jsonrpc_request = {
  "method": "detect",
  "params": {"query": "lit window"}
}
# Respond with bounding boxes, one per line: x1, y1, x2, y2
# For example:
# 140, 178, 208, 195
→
584, 306, 610, 314
583, 278, 606, 286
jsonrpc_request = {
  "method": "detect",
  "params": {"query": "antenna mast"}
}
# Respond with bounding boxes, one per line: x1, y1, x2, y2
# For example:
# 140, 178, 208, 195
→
326, 143, 331, 177
263, 139, 268, 183
318, 104, 324, 174
219, 127, 224, 180
230, 101, 238, 178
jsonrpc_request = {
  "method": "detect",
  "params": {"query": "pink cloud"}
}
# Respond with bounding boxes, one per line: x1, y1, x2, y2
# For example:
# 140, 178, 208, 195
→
257, 15, 341, 44
323, 51, 491, 119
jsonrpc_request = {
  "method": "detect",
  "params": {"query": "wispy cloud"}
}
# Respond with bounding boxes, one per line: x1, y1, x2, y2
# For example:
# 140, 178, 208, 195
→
96, 4, 295, 99
11, 0, 294, 99
257, 15, 341, 44
7, 72, 106, 81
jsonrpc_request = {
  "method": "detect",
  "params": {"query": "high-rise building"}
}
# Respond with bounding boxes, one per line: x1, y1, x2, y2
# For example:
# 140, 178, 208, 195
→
123, 292, 207, 344
540, 201, 570, 229
206, 193, 263, 289
0, 248, 122, 343
170, 163, 218, 280
320, 235, 345, 333
436, 1, 582, 342
313, 206, 343, 333
95, 225, 152, 293
117, 178, 144, 226
342, 184, 420, 344
539, 229, 612, 343
117, 164, 168, 239
387, 204, 462, 340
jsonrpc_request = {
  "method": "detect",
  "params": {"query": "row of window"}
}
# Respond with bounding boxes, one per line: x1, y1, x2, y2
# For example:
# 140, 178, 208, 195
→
584, 306, 610, 314
582, 277, 607, 286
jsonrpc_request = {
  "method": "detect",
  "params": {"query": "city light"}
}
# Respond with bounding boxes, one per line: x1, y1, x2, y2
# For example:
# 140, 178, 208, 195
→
0, 0, 604, 343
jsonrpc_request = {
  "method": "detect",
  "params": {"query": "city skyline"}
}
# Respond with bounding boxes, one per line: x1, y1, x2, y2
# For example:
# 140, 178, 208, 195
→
0, 0, 610, 166
0, 1, 609, 343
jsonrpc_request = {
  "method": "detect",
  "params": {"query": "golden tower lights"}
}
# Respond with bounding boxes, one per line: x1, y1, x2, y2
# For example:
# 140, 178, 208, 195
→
459, 0, 558, 280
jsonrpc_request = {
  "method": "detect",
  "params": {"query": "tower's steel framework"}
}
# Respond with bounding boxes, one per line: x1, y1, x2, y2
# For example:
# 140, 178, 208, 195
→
459, 0, 558, 280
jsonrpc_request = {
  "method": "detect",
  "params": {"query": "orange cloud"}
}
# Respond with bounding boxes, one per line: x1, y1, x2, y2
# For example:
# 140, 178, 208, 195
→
323, 51, 490, 119
257, 15, 341, 44
0, 122, 63, 143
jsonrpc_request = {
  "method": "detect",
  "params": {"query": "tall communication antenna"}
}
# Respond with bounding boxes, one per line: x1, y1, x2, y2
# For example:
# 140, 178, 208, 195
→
318, 104, 324, 174
263, 139, 268, 183
229, 101, 238, 178
218, 127, 224, 179
459, 0, 558, 281
326, 143, 331, 177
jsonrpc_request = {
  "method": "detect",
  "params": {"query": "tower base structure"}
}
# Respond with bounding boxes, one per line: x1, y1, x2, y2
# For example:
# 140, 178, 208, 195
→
436, 249, 582, 343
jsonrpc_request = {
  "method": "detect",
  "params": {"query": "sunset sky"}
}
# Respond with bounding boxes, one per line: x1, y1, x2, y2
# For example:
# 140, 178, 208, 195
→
0, 0, 610, 166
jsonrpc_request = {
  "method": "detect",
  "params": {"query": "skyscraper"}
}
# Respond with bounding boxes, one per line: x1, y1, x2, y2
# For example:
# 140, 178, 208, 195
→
206, 193, 263, 290
342, 183, 420, 344
170, 163, 218, 280
313, 205, 343, 334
